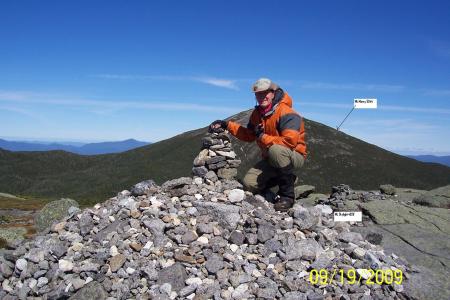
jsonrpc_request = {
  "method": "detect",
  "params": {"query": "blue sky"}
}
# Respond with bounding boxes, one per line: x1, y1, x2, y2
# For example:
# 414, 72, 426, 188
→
1, 0, 449, 155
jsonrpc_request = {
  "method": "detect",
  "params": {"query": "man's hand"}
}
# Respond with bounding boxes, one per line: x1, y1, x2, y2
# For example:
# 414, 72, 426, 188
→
255, 123, 264, 139
209, 120, 228, 133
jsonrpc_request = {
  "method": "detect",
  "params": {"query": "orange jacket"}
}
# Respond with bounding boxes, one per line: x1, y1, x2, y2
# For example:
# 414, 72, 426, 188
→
227, 90, 307, 158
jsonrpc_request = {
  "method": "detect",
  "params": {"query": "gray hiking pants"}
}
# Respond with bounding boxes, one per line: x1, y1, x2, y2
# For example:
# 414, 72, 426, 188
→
242, 144, 305, 194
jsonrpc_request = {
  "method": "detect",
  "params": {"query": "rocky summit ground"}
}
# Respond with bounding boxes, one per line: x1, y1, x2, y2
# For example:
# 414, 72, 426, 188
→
320, 184, 450, 300
0, 132, 447, 300
0, 177, 416, 300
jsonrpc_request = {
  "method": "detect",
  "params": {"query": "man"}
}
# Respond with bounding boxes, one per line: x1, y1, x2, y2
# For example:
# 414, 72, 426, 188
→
209, 78, 306, 211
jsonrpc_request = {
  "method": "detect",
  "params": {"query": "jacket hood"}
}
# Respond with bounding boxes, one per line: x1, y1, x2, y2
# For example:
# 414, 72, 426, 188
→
277, 89, 292, 108
272, 88, 293, 108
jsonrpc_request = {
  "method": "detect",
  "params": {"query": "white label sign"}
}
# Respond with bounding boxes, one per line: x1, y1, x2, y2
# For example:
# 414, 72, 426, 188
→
334, 211, 362, 222
354, 98, 377, 109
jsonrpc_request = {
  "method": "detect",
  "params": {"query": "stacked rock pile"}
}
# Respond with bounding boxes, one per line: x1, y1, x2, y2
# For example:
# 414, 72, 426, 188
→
321, 184, 391, 209
192, 130, 241, 182
0, 175, 415, 299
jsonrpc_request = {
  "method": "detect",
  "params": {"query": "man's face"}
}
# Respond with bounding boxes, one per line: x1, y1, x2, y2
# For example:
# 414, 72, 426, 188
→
255, 89, 274, 108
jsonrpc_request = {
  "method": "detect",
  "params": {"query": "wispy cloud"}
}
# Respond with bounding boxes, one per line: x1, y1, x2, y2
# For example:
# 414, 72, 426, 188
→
0, 90, 46, 100
91, 75, 450, 96
0, 105, 35, 117
0, 91, 243, 114
92, 74, 239, 90
0, 105, 48, 123
91, 74, 184, 80
193, 77, 238, 90
421, 88, 450, 97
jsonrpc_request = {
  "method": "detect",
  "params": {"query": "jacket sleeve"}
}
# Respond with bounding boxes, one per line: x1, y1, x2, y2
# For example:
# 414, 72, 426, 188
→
259, 113, 301, 149
227, 120, 257, 142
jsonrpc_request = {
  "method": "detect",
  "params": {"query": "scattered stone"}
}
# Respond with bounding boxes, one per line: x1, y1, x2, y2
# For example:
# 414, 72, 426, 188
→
232, 283, 249, 298
292, 205, 321, 230
229, 230, 245, 245
197, 236, 209, 244
37, 277, 49, 288
257, 223, 276, 243
314, 204, 333, 215
131, 179, 158, 196
71, 278, 85, 291
162, 177, 192, 191
181, 231, 198, 244
79, 213, 94, 236
352, 247, 366, 260
205, 254, 224, 274
193, 149, 209, 166
174, 251, 196, 264
229, 244, 239, 252
228, 189, 245, 203
130, 242, 143, 252
217, 168, 238, 180
157, 263, 187, 293
59, 259, 74, 272
338, 231, 363, 243
192, 166, 208, 177
109, 254, 126, 272
15, 258, 27, 271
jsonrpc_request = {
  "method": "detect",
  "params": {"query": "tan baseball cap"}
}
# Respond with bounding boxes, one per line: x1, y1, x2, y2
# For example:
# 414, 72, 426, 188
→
252, 78, 279, 92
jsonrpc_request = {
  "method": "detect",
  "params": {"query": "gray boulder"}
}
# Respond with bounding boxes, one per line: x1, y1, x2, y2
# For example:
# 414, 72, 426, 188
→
161, 177, 192, 191
413, 185, 450, 208
34, 198, 79, 232
0, 227, 27, 246
195, 202, 240, 230
291, 205, 321, 230
68, 281, 107, 300
130, 179, 159, 196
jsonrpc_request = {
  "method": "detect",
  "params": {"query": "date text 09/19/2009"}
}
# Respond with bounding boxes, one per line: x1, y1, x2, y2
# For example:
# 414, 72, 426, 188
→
309, 268, 403, 286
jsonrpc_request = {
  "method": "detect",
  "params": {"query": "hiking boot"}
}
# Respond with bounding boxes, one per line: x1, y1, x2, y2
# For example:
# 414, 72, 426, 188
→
278, 173, 296, 200
259, 177, 279, 203
260, 189, 277, 203
273, 195, 294, 212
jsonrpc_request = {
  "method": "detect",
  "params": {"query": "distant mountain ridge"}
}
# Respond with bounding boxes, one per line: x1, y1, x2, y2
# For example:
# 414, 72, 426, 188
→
0, 109, 449, 206
406, 155, 450, 167
0, 138, 151, 155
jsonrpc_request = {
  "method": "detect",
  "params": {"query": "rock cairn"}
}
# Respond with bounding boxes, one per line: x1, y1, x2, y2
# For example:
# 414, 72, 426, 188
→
192, 130, 241, 182
0, 175, 416, 300
321, 184, 391, 209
